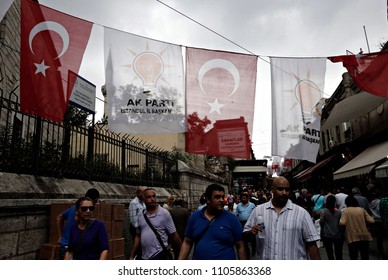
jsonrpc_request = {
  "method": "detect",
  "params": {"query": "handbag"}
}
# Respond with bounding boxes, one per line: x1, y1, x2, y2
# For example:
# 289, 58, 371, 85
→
143, 212, 173, 260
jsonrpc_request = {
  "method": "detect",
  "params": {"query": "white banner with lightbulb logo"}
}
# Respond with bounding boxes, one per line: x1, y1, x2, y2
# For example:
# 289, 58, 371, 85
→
270, 57, 326, 163
104, 27, 185, 134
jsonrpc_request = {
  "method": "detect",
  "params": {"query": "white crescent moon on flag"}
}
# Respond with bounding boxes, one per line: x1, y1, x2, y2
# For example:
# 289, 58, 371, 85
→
198, 59, 240, 97
29, 21, 69, 59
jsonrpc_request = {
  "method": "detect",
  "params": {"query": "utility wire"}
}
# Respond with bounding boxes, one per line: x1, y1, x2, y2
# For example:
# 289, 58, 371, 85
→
156, 0, 255, 56
155, 0, 331, 97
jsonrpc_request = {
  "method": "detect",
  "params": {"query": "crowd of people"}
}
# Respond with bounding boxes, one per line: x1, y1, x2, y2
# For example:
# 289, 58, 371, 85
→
55, 177, 388, 260
292, 184, 387, 260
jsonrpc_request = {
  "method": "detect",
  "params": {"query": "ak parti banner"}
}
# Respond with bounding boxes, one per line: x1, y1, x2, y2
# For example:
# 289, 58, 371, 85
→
185, 47, 257, 159
270, 57, 326, 163
104, 27, 185, 134
20, 0, 93, 123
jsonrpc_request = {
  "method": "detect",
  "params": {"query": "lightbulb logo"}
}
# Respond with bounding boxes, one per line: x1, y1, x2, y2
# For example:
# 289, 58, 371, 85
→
123, 42, 172, 95
133, 52, 164, 94
287, 70, 324, 125
294, 79, 322, 124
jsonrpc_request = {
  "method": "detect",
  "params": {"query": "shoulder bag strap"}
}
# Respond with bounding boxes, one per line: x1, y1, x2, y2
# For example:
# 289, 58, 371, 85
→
314, 194, 322, 205
195, 217, 215, 243
74, 219, 94, 259
192, 217, 216, 257
143, 212, 167, 251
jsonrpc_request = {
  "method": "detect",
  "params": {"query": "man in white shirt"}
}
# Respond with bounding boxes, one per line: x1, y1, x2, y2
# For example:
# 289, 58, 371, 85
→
335, 186, 348, 212
129, 186, 146, 258
243, 176, 320, 260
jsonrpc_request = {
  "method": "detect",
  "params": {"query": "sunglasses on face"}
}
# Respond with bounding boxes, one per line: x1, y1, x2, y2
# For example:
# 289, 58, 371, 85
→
275, 187, 291, 192
80, 206, 95, 212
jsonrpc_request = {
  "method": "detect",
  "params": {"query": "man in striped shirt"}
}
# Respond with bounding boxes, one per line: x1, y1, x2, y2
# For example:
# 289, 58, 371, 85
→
243, 176, 320, 260
129, 186, 146, 258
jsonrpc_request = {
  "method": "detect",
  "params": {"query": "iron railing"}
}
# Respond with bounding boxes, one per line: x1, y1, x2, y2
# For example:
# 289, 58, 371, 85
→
0, 88, 178, 188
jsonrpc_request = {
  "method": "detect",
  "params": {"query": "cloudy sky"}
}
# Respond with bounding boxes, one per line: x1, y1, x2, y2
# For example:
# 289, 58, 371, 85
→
38, 0, 388, 158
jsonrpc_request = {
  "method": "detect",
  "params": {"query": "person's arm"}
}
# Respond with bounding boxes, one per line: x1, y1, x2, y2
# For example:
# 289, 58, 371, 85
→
243, 208, 262, 238
128, 203, 136, 227
99, 249, 109, 260
235, 205, 240, 217
64, 251, 73, 260
339, 209, 347, 226
364, 210, 375, 224
319, 210, 325, 226
235, 240, 248, 260
178, 237, 193, 260
380, 200, 386, 222
244, 223, 262, 236
56, 213, 65, 243
98, 221, 110, 260
306, 241, 321, 260
169, 231, 182, 258
129, 232, 141, 260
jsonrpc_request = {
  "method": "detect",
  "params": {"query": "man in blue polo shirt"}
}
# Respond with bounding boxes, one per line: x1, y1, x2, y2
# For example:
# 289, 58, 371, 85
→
178, 184, 247, 260
235, 193, 256, 226
235, 192, 256, 257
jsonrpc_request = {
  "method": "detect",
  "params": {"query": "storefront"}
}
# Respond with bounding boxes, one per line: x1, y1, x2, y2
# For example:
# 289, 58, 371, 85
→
375, 159, 388, 194
333, 141, 388, 180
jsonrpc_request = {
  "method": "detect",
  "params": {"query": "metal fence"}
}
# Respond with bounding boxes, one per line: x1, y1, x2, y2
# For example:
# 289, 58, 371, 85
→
0, 88, 178, 188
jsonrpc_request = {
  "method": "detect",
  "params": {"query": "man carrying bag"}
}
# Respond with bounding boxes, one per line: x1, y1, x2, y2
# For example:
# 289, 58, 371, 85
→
129, 188, 181, 260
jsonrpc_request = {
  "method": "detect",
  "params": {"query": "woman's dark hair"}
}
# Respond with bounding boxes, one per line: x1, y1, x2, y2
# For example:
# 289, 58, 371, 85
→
345, 195, 359, 207
75, 196, 94, 210
325, 195, 336, 214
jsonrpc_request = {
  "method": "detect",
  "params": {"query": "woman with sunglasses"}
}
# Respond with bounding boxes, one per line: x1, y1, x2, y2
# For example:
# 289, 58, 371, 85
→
64, 197, 109, 260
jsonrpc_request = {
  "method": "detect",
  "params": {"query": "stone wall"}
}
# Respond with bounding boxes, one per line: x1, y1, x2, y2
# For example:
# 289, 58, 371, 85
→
174, 160, 229, 210
0, 0, 20, 102
0, 162, 228, 259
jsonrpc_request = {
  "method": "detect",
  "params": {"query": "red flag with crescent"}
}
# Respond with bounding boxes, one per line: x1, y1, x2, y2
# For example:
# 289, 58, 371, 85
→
185, 47, 257, 159
20, 0, 93, 122
329, 51, 388, 98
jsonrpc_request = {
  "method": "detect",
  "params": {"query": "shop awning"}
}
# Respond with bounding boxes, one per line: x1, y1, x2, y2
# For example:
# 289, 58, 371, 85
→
294, 154, 337, 182
321, 92, 385, 130
333, 141, 388, 180
375, 160, 388, 178
233, 166, 267, 173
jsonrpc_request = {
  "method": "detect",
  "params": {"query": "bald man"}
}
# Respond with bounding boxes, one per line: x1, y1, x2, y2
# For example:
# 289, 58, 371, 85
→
243, 176, 320, 260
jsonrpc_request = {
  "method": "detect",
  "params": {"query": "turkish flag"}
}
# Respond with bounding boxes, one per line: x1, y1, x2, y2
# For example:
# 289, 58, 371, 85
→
20, 0, 93, 122
185, 47, 257, 159
329, 51, 388, 98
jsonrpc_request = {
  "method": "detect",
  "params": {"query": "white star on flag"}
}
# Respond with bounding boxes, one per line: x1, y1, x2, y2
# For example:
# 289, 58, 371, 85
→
34, 60, 50, 76
185, 47, 257, 159
208, 98, 225, 115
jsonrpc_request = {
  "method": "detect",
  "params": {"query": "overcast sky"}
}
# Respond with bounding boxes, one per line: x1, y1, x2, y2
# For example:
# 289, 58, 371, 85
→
39, 0, 388, 158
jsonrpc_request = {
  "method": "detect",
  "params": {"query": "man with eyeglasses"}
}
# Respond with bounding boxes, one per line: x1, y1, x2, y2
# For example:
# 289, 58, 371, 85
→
243, 176, 321, 260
